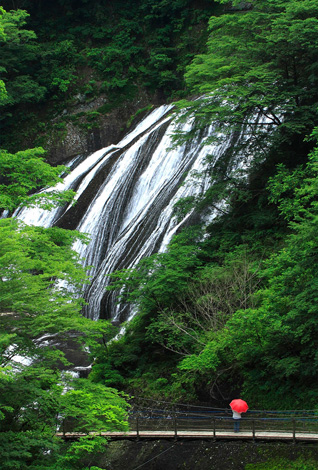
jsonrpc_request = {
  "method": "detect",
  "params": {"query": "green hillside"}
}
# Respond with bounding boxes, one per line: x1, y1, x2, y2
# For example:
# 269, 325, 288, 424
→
1, 1, 318, 468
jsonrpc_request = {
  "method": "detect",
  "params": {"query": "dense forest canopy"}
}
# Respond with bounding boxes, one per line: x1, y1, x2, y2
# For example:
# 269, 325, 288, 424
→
1, 0, 318, 468
0, 0, 216, 153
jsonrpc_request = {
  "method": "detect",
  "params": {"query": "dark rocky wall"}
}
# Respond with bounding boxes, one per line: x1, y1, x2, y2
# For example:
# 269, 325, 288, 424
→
46, 92, 164, 166
84, 440, 318, 470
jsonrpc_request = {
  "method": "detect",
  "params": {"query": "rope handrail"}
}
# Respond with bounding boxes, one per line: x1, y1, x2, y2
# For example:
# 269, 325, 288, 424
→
130, 408, 318, 415
129, 408, 318, 419
131, 415, 318, 423
129, 396, 317, 415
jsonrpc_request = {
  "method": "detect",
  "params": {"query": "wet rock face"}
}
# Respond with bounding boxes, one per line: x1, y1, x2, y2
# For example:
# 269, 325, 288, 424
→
46, 93, 163, 166
39, 333, 92, 378
48, 117, 125, 165
48, 121, 88, 165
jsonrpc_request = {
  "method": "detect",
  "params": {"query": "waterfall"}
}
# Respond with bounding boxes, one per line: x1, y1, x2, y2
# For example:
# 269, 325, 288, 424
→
15, 104, 253, 322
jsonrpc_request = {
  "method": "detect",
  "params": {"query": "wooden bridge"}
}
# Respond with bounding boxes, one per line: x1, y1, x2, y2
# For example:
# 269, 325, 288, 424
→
58, 404, 318, 443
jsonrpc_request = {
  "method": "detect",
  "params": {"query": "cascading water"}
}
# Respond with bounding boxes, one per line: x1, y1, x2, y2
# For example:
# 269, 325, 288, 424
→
15, 104, 255, 322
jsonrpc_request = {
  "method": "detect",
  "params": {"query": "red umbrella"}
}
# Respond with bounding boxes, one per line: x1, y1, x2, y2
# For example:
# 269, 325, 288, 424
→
230, 399, 249, 413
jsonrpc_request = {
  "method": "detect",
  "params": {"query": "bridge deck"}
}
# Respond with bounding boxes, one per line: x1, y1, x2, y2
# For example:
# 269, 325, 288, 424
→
57, 429, 318, 442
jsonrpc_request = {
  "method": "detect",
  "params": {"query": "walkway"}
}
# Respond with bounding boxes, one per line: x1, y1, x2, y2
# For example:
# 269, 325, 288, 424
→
58, 429, 318, 443
58, 403, 318, 443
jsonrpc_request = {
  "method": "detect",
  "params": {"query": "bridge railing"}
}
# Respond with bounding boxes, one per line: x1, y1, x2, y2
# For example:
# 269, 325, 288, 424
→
128, 410, 318, 438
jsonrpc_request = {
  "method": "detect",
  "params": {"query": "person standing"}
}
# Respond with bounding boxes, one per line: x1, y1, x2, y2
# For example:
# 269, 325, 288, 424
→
229, 399, 248, 433
232, 409, 241, 432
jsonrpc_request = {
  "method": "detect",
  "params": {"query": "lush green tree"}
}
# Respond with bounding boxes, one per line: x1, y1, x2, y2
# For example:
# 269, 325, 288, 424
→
0, 7, 46, 108
146, 245, 262, 356
108, 226, 205, 314
0, 215, 130, 467
174, 0, 318, 204
0, 80, 7, 105
0, 218, 87, 340
0, 147, 75, 212
0, 368, 129, 469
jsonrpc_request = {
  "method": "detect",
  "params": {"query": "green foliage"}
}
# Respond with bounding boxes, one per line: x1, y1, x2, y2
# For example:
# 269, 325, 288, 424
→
185, 0, 318, 119
0, 141, 129, 468
174, 0, 318, 209
176, 136, 318, 408
0, 0, 217, 151
126, 104, 154, 129
0, 147, 76, 212
60, 379, 129, 433
0, 79, 7, 104
89, 305, 185, 400
108, 226, 205, 313
0, 218, 87, 324
0, 369, 129, 469
41, 39, 79, 95
173, 195, 198, 222
153, 245, 261, 338
0, 215, 129, 468
245, 457, 318, 470
0, 7, 46, 110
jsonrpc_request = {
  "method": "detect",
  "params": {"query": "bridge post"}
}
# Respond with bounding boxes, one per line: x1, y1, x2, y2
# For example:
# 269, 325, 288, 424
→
252, 420, 255, 442
213, 418, 216, 441
136, 415, 140, 441
292, 418, 296, 444
174, 412, 178, 440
